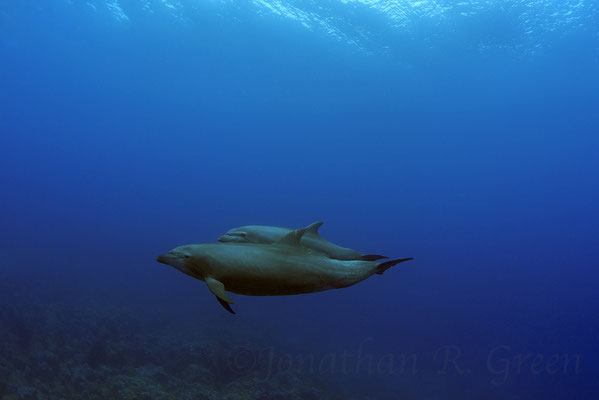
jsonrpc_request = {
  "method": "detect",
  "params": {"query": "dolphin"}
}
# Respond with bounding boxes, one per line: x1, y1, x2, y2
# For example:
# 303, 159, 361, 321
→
218, 221, 387, 261
157, 228, 413, 314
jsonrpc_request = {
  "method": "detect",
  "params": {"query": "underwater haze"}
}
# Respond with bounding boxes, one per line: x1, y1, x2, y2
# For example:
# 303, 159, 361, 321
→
1, 0, 599, 399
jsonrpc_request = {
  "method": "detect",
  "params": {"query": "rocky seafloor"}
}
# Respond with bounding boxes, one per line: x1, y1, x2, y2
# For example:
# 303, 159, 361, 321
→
0, 302, 377, 400
0, 271, 389, 400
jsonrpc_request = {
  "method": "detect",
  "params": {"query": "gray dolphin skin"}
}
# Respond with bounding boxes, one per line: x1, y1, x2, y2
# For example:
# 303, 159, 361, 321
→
218, 221, 387, 261
157, 229, 413, 314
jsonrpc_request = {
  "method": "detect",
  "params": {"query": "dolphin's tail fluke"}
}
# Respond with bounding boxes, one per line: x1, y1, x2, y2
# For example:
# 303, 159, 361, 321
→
375, 258, 414, 275
360, 254, 388, 261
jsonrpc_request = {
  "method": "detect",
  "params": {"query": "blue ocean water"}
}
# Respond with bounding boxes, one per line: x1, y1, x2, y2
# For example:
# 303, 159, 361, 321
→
1, 0, 598, 398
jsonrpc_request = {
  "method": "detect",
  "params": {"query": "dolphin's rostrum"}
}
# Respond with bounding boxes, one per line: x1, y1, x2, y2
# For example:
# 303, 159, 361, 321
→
157, 227, 413, 314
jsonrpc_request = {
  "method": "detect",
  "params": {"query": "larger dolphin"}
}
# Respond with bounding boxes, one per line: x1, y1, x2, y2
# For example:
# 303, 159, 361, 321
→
218, 221, 386, 261
157, 229, 413, 314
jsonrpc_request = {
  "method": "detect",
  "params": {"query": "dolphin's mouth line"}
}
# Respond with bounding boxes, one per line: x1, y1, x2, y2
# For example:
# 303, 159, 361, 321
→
218, 233, 246, 242
156, 255, 172, 265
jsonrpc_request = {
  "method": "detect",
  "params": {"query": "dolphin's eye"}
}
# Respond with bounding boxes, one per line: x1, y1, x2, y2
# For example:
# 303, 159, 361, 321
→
184, 255, 190, 259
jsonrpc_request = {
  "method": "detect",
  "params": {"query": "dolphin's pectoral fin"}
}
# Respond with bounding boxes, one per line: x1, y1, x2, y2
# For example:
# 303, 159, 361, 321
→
206, 278, 236, 314
215, 296, 236, 314
206, 277, 234, 304
305, 221, 324, 236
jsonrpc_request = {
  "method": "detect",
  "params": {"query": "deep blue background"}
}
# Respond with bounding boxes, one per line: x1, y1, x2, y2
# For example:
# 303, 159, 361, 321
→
1, 0, 598, 398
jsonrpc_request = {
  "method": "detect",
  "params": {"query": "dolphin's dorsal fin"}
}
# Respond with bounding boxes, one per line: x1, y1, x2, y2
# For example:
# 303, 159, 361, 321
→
305, 221, 324, 236
276, 228, 306, 246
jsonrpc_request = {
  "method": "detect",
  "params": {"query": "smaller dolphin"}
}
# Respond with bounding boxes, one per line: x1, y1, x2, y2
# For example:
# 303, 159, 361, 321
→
157, 228, 413, 314
218, 221, 386, 261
